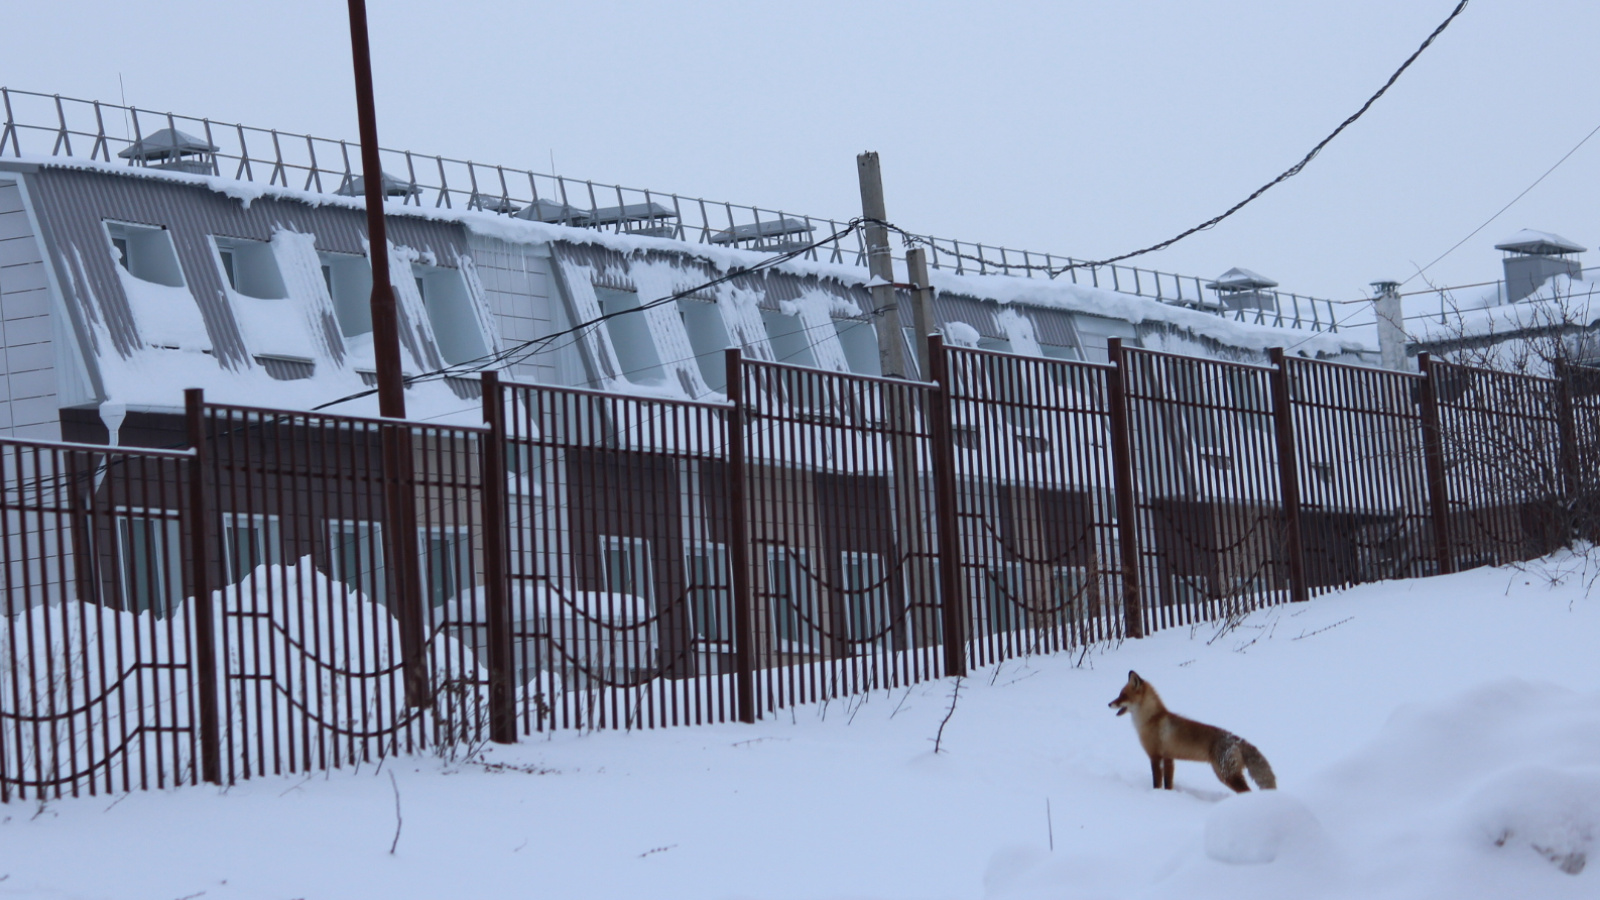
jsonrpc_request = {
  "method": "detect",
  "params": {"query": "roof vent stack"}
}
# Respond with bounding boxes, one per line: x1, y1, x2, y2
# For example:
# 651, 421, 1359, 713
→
1494, 230, 1585, 304
117, 127, 219, 175
1206, 267, 1279, 313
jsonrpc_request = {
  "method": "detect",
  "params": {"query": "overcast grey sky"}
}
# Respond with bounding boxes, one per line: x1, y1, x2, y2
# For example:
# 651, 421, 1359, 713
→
5, 1, 1598, 313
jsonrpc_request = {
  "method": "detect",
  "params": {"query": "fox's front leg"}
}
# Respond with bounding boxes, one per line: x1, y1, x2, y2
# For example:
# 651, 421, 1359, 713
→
1162, 758, 1175, 790
1150, 756, 1163, 789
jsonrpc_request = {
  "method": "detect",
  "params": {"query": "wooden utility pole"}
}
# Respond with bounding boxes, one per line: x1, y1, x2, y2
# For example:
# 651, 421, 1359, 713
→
857, 152, 907, 378
904, 248, 936, 379
347, 0, 430, 709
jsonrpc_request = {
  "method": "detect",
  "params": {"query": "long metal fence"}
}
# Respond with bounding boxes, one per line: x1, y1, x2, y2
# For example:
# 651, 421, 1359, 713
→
4, 341, 1595, 799
0, 86, 1337, 330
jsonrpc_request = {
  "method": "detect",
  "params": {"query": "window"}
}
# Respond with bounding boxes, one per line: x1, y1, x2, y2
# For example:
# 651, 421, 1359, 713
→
601, 535, 655, 604
319, 251, 374, 337
104, 221, 185, 287
328, 520, 385, 602
414, 263, 489, 366
1051, 566, 1091, 624
684, 542, 730, 643
595, 287, 666, 385
421, 527, 474, 607
114, 509, 182, 616
761, 310, 829, 413
767, 547, 817, 650
832, 318, 881, 376
840, 551, 889, 647
213, 237, 287, 300
676, 296, 732, 391
761, 309, 816, 368
982, 563, 1025, 634
222, 513, 281, 584
1224, 368, 1272, 432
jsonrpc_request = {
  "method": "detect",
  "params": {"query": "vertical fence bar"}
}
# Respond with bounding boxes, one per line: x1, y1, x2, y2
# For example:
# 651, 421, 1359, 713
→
1268, 349, 1310, 602
183, 390, 222, 785
724, 349, 756, 723
1416, 353, 1456, 575
925, 334, 967, 677
479, 373, 516, 743
1104, 338, 1144, 638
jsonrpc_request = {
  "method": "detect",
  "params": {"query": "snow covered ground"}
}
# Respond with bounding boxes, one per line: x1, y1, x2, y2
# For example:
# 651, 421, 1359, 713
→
4, 552, 1598, 899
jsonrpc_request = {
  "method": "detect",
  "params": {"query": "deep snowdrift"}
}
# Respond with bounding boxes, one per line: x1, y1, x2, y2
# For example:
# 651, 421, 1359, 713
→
3, 552, 1597, 899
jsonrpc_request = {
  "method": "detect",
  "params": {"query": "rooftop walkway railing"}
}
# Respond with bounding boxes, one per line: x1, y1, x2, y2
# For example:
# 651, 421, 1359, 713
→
0, 87, 1337, 332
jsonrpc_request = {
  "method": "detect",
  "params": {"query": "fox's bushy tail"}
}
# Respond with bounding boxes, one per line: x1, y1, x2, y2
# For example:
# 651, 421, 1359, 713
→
1241, 741, 1276, 790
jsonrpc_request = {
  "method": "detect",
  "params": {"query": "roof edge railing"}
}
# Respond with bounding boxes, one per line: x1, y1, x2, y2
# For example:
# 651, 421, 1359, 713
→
0, 86, 1337, 332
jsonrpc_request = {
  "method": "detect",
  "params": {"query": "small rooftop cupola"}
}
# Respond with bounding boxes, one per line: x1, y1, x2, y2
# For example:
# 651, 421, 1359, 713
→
117, 127, 218, 175
1206, 267, 1279, 312
1495, 229, 1585, 304
335, 171, 422, 200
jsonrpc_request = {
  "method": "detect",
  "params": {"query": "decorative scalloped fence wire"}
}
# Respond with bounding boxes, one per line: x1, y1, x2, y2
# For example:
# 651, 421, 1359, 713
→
500, 381, 740, 731
199, 404, 495, 778
737, 359, 948, 712
1281, 357, 1440, 590
938, 345, 1128, 666
1, 440, 201, 800
1120, 348, 1292, 633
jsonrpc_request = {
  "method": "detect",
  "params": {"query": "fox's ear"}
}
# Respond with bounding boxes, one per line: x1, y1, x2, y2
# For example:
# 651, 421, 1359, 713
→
1127, 671, 1142, 686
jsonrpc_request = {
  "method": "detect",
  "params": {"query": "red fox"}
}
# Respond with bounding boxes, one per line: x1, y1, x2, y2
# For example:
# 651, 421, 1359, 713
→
1108, 671, 1276, 793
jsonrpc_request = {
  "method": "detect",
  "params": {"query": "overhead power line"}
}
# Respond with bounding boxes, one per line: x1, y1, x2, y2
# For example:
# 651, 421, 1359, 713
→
890, 0, 1471, 278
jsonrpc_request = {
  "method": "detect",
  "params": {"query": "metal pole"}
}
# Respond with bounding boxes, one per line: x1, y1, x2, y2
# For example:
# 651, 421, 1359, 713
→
857, 152, 907, 378
347, 0, 429, 709
183, 389, 223, 785
724, 349, 757, 723
1105, 339, 1145, 638
1416, 352, 1456, 574
346, 0, 404, 421
904, 248, 937, 380
479, 372, 515, 743
925, 334, 968, 676
1267, 349, 1310, 603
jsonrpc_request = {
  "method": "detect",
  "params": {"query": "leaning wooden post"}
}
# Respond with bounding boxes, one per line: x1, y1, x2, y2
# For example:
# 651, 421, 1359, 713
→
183, 389, 223, 785
1267, 349, 1310, 603
479, 372, 516, 744
1416, 352, 1456, 574
724, 349, 757, 723
1104, 339, 1145, 638
925, 333, 968, 677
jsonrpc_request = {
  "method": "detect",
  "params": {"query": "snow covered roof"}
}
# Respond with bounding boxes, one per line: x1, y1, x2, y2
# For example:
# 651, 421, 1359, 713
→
1206, 267, 1279, 291
116, 127, 218, 162
1494, 229, 1585, 256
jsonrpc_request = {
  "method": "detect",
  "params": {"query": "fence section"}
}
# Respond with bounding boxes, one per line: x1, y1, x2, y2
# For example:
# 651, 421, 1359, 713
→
1120, 346, 1292, 633
498, 380, 738, 731
936, 342, 1128, 666
1282, 357, 1438, 590
737, 357, 948, 711
1, 439, 202, 800
1427, 360, 1568, 569
5, 345, 1599, 800
198, 402, 494, 779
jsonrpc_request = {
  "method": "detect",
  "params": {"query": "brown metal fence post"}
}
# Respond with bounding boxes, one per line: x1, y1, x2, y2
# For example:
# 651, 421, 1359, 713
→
384, 424, 431, 708
479, 372, 515, 744
1416, 352, 1456, 575
1267, 349, 1310, 603
925, 334, 968, 677
724, 349, 757, 723
1105, 338, 1145, 638
183, 389, 223, 785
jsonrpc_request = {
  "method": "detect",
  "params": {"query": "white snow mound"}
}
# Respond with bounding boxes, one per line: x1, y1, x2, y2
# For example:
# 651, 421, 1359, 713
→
1204, 791, 1326, 865
1464, 766, 1600, 875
